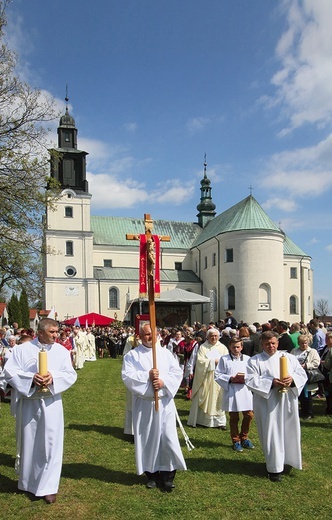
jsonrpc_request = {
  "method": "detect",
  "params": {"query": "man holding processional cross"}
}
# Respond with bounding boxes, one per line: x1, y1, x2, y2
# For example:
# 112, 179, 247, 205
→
122, 215, 187, 492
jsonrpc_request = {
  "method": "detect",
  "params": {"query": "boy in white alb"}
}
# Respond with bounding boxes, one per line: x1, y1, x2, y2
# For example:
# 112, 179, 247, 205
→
215, 337, 254, 452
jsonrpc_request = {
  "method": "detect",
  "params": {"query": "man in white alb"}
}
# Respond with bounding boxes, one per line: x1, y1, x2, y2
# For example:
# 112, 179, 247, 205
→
122, 323, 186, 492
5, 318, 77, 503
246, 331, 307, 482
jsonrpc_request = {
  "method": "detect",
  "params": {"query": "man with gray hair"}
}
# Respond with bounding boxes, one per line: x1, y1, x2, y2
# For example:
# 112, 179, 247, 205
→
5, 318, 77, 504
188, 328, 228, 428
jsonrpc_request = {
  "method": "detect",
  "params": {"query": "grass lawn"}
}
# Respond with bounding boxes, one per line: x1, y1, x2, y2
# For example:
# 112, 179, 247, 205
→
0, 357, 331, 520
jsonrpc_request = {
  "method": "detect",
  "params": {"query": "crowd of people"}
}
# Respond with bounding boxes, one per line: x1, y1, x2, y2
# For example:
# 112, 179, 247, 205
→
0, 324, 134, 375
122, 315, 332, 488
0, 314, 331, 502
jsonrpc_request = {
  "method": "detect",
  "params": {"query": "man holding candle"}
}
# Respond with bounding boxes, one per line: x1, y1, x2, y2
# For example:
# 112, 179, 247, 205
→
4, 318, 77, 504
246, 331, 307, 482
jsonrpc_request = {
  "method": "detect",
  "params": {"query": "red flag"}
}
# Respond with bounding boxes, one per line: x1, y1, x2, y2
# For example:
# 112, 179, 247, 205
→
139, 234, 147, 297
154, 235, 160, 298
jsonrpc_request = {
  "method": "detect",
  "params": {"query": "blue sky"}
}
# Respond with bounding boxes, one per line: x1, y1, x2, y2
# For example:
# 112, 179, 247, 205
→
6, 0, 332, 309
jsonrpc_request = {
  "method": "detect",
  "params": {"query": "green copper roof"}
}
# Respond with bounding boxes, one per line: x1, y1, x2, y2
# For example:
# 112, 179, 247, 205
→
91, 216, 202, 249
283, 234, 310, 258
93, 267, 201, 283
191, 195, 281, 247
90, 197, 309, 258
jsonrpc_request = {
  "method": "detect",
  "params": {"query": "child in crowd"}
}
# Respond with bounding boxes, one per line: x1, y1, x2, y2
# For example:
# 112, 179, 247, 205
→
215, 337, 254, 452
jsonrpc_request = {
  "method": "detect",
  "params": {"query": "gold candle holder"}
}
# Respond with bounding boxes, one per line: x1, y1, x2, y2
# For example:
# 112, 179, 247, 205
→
38, 348, 49, 393
279, 354, 288, 393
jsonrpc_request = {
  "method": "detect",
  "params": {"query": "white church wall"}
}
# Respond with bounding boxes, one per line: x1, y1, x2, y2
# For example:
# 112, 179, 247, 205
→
47, 191, 91, 232
197, 230, 286, 324
283, 256, 313, 324
45, 232, 94, 279
45, 279, 89, 321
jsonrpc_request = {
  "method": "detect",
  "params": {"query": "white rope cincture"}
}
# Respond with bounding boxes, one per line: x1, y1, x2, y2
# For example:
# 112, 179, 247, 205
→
15, 398, 23, 475
175, 407, 195, 451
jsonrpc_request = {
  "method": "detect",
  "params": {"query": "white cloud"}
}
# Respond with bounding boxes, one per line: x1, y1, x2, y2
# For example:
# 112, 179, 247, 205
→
153, 180, 195, 205
82, 138, 127, 163
263, 0, 332, 133
272, 216, 303, 233
4, 10, 68, 144
309, 238, 320, 245
5, 11, 33, 57
262, 197, 298, 212
326, 244, 332, 252
186, 116, 211, 133
193, 163, 225, 183
261, 133, 332, 198
87, 171, 195, 211
87, 172, 148, 209
123, 122, 138, 133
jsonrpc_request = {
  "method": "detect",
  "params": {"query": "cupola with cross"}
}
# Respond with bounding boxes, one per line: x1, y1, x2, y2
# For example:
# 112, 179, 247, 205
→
196, 155, 216, 228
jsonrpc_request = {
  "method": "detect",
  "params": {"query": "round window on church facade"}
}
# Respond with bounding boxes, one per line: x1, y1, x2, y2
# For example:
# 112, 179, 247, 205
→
65, 265, 77, 277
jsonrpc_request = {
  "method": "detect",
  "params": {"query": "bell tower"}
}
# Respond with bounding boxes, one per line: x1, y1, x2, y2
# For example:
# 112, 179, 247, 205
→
44, 96, 96, 321
49, 93, 89, 193
196, 155, 216, 228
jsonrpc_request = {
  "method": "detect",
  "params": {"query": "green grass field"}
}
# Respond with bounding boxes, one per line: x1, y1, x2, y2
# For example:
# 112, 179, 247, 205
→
0, 358, 331, 520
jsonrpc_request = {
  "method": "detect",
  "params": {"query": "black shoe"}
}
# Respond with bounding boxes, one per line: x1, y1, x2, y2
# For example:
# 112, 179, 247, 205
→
268, 472, 282, 482
162, 481, 175, 493
302, 415, 313, 420
146, 480, 157, 489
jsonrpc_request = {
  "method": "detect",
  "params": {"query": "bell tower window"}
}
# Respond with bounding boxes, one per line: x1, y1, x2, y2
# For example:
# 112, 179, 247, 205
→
65, 206, 73, 218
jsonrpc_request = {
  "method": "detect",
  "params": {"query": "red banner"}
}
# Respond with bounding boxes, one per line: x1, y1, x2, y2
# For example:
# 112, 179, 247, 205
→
154, 235, 160, 298
139, 234, 147, 297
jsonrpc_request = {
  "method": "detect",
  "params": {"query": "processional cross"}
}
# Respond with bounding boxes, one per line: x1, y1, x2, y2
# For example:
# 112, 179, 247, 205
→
126, 214, 170, 410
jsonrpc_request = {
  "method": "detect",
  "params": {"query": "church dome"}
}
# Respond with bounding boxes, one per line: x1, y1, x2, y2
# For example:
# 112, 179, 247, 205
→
196, 198, 216, 212
59, 107, 76, 128
200, 175, 211, 187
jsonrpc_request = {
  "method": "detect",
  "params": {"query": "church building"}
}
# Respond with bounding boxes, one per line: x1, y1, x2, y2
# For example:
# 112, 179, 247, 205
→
43, 107, 313, 326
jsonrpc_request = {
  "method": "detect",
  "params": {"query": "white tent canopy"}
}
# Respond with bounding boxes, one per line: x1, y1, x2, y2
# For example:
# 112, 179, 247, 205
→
131, 288, 210, 304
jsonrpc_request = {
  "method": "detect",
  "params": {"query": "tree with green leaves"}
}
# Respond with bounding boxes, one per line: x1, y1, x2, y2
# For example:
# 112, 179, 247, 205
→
7, 292, 21, 327
19, 287, 30, 328
0, 1, 59, 302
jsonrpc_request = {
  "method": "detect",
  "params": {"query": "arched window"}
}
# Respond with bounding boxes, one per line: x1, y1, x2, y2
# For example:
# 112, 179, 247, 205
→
290, 295, 297, 314
226, 285, 235, 310
109, 287, 119, 309
259, 283, 271, 310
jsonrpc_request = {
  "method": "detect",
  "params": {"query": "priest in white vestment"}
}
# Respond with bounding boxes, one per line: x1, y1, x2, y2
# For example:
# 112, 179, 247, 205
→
246, 330, 307, 482
187, 328, 228, 428
122, 323, 187, 492
72, 326, 86, 369
4, 318, 77, 503
86, 328, 97, 361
